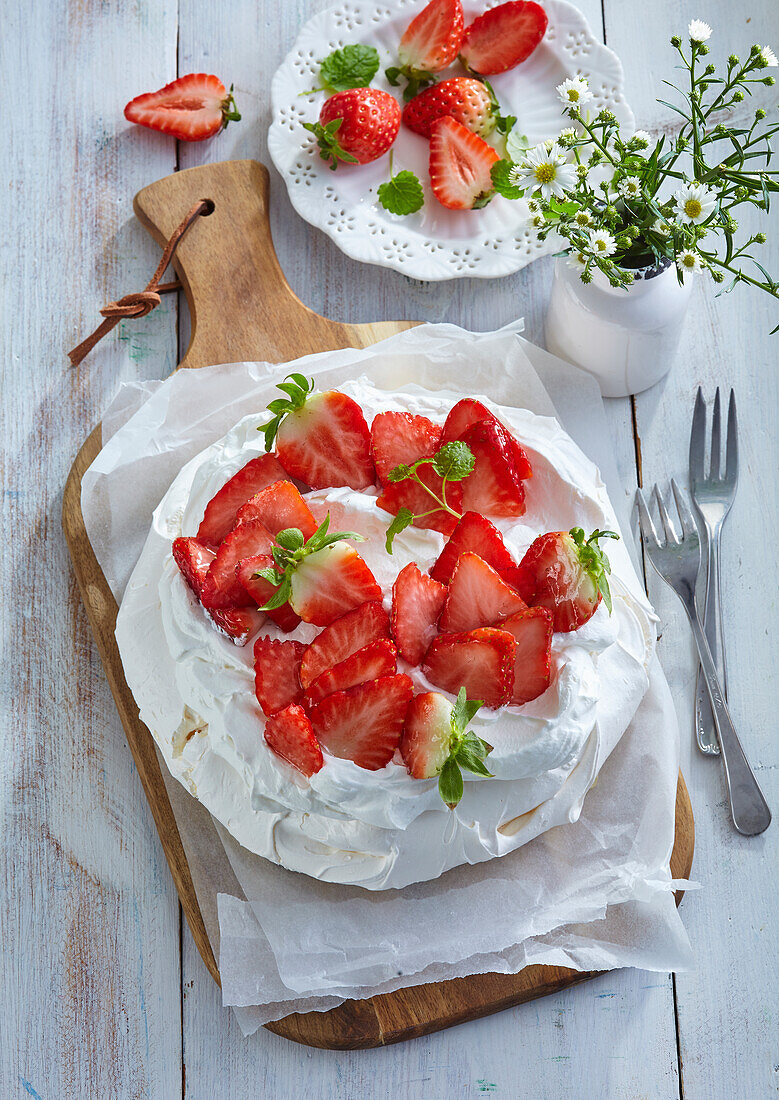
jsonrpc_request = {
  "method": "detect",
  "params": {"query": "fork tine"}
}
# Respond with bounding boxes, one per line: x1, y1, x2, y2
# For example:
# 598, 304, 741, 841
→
725, 389, 738, 483
709, 387, 721, 480
654, 484, 679, 545
689, 386, 706, 483
635, 489, 660, 546
671, 479, 697, 538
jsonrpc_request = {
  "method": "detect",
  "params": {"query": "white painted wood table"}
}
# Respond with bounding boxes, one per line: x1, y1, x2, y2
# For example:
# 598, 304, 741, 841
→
2, 0, 777, 1096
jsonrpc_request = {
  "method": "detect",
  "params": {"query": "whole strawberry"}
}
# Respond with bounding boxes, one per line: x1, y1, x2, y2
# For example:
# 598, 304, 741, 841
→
403, 77, 496, 139
305, 88, 401, 169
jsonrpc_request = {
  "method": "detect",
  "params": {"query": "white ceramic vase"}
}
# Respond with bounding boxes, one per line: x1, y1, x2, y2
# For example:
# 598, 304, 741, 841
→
545, 258, 693, 397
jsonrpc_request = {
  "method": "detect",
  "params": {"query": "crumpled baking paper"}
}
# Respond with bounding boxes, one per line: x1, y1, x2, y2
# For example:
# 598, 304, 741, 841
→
81, 321, 694, 1036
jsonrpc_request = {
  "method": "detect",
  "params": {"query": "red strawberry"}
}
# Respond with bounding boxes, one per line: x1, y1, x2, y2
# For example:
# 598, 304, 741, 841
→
512, 528, 619, 632
399, 691, 454, 778
290, 542, 382, 626
309, 673, 414, 770
262, 376, 375, 490
200, 518, 276, 609
440, 551, 526, 633
459, 420, 525, 517
236, 480, 317, 541
172, 536, 264, 645
124, 73, 240, 142
500, 607, 553, 705
403, 77, 496, 139
237, 554, 302, 632
196, 453, 288, 547
307, 89, 401, 168
430, 511, 517, 584
428, 115, 499, 210
441, 398, 533, 480
370, 411, 442, 486
300, 600, 390, 688
460, 1, 548, 76
264, 704, 323, 778
398, 0, 465, 75
423, 627, 516, 708
303, 639, 397, 709
254, 636, 306, 717
391, 561, 447, 665
376, 476, 463, 535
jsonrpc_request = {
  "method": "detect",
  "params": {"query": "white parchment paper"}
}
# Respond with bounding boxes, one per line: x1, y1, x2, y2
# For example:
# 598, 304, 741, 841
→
81, 322, 694, 1035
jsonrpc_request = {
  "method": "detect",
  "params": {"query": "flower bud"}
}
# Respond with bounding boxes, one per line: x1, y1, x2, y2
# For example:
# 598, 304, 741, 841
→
728, 55, 740, 65
756, 107, 767, 119
750, 43, 761, 56
755, 232, 767, 244
711, 270, 725, 283
580, 270, 593, 284
671, 35, 681, 47
764, 76, 776, 86
705, 63, 716, 74
699, 43, 709, 55
733, 90, 744, 101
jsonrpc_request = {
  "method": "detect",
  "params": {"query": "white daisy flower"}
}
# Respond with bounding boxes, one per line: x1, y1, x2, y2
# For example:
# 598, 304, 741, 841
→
513, 143, 577, 200
760, 45, 778, 67
688, 19, 712, 43
674, 181, 715, 223
676, 250, 703, 275
652, 219, 672, 236
558, 127, 579, 146
574, 210, 593, 227
630, 129, 651, 149
618, 175, 642, 199
566, 250, 588, 272
588, 229, 616, 256
556, 76, 593, 108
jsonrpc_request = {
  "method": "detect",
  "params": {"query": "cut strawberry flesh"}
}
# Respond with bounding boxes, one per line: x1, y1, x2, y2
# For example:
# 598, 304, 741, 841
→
370, 410, 442, 486
423, 626, 516, 709
428, 115, 499, 211
400, 692, 453, 778
459, 0, 548, 76
290, 542, 381, 626
172, 536, 264, 645
391, 561, 447, 666
264, 703, 323, 777
303, 639, 397, 709
254, 635, 306, 716
300, 600, 390, 688
460, 420, 526, 517
440, 551, 526, 633
236, 480, 317, 540
500, 607, 553, 705
196, 453, 289, 547
276, 391, 375, 491
442, 398, 532, 480
398, 0, 465, 72
124, 73, 234, 142
430, 511, 517, 584
237, 554, 302, 632
200, 518, 276, 609
309, 673, 414, 771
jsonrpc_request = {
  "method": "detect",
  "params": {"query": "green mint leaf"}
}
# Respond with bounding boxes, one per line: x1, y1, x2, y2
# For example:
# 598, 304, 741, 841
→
275, 527, 304, 551
377, 170, 424, 216
491, 159, 523, 199
495, 112, 517, 136
388, 463, 414, 483
438, 756, 464, 809
320, 44, 380, 92
385, 507, 415, 553
453, 745, 493, 778
432, 441, 475, 481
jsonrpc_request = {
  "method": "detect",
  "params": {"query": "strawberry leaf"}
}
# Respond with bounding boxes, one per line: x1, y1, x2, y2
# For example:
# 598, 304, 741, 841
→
377, 170, 424, 216
438, 756, 464, 810
259, 374, 315, 450
450, 686, 482, 734
385, 507, 415, 553
320, 44, 380, 92
303, 118, 360, 170
453, 745, 493, 778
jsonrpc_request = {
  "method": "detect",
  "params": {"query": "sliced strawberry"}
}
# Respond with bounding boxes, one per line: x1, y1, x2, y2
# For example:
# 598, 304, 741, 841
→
303, 639, 397, 709
399, 691, 453, 778
196, 453, 288, 547
376, 475, 462, 535
428, 115, 499, 211
254, 635, 306, 717
460, 1, 548, 76
124, 73, 240, 142
309, 673, 414, 770
370, 411, 442, 486
300, 601, 390, 688
290, 542, 381, 626
237, 554, 302, 632
209, 606, 265, 646
264, 704, 323, 777
440, 552, 526, 633
442, 398, 533, 481
459, 420, 525, 517
403, 77, 496, 139
200, 518, 276, 609
172, 536, 264, 645
512, 528, 618, 632
398, 0, 465, 73
236, 480, 317, 540
391, 562, 447, 666
430, 511, 517, 584
500, 607, 553, 705
423, 627, 515, 708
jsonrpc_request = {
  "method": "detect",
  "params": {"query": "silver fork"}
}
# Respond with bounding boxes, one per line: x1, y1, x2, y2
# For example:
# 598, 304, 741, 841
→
689, 388, 738, 756
636, 481, 771, 836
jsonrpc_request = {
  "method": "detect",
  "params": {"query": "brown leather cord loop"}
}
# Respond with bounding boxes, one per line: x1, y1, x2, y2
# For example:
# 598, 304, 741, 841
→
68, 199, 211, 367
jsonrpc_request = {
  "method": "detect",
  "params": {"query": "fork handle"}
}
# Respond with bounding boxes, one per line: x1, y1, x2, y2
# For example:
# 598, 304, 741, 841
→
684, 597, 771, 835
695, 533, 726, 755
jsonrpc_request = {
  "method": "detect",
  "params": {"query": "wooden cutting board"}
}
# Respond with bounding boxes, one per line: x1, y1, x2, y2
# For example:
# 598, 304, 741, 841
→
63, 159, 694, 1050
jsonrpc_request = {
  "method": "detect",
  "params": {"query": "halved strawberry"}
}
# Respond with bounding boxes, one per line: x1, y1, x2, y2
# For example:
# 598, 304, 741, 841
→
398, 0, 465, 74
303, 639, 397, 709
370, 411, 442, 487
264, 704, 323, 777
200, 518, 276, 609
261, 376, 374, 490
430, 511, 517, 584
300, 600, 391, 688
512, 528, 619, 632
423, 627, 516, 708
172, 536, 264, 645
459, 420, 525, 517
309, 673, 414, 770
439, 551, 526, 633
237, 554, 302, 632
236, 480, 317, 540
399, 692, 454, 778
290, 542, 382, 626
254, 635, 306, 716
124, 73, 241, 142
196, 453, 288, 547
391, 561, 447, 666
376, 476, 463, 535
459, 1, 548, 76
428, 115, 499, 211
441, 398, 533, 480
500, 607, 553, 705
403, 77, 496, 139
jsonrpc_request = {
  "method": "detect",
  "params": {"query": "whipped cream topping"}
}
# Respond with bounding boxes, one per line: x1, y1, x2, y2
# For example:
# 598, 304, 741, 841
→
116, 380, 656, 889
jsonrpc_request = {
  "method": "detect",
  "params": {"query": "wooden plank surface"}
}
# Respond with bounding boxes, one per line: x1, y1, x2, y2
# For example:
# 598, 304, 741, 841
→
3, 0, 777, 1095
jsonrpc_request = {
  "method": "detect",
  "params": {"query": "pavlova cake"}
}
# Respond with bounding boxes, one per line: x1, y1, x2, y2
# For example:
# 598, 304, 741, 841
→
116, 377, 655, 890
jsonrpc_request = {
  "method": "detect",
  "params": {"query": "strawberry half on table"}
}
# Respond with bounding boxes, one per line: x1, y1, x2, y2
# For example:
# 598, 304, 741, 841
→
428, 115, 500, 210
304, 88, 401, 169
124, 73, 241, 142
388, 0, 465, 100
460, 1, 548, 76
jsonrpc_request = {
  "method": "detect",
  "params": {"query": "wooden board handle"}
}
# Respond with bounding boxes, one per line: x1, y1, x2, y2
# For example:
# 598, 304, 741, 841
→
133, 160, 354, 370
